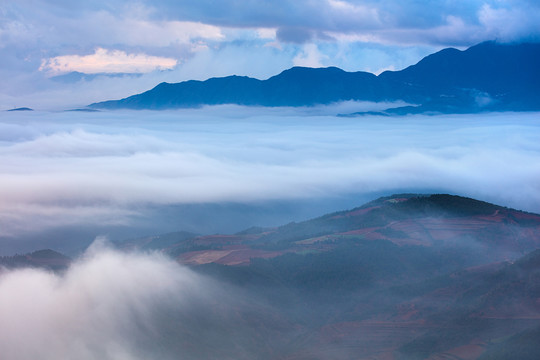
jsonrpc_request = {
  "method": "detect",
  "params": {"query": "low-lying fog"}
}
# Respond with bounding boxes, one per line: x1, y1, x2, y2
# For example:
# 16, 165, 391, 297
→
1, 104, 539, 253
0, 240, 278, 360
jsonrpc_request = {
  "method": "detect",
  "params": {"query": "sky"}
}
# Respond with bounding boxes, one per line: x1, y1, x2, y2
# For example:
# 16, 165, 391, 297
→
1, 0, 540, 110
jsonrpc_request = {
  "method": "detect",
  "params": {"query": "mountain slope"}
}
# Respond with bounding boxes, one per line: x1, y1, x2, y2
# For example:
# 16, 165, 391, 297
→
160, 194, 540, 360
378, 41, 540, 113
10, 194, 540, 359
90, 41, 540, 113
123, 194, 540, 267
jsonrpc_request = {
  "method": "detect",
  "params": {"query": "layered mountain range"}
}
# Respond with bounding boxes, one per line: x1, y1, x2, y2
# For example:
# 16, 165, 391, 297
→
90, 41, 540, 114
12, 194, 540, 359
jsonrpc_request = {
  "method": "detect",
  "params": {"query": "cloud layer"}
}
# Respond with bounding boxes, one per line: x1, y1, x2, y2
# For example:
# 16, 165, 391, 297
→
0, 243, 186, 360
1, 108, 539, 240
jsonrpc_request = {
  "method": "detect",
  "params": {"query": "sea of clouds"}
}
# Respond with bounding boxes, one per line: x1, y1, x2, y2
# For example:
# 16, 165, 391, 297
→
1, 105, 539, 246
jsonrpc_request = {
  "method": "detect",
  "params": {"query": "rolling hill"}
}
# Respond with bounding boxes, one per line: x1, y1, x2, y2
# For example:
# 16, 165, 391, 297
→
111, 194, 540, 359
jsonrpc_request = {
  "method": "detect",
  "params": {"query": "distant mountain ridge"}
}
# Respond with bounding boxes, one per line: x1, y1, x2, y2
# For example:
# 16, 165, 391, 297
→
90, 41, 540, 114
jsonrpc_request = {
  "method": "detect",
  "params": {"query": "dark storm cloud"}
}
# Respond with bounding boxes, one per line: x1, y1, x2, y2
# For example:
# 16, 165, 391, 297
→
54, 1, 540, 44
150, 0, 540, 44
151, 0, 382, 33
276, 27, 314, 44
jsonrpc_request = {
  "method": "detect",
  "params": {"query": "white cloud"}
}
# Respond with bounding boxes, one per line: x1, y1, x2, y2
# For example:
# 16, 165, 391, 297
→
39, 48, 178, 75
0, 242, 229, 360
293, 44, 327, 67
479, 4, 540, 42
257, 27, 277, 39
0, 238, 302, 359
111, 18, 224, 47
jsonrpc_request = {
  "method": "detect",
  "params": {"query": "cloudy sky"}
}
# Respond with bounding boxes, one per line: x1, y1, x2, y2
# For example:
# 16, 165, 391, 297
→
1, 0, 540, 109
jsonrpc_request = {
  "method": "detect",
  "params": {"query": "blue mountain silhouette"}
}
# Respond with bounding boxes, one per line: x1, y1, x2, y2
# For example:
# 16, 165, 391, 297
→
90, 41, 540, 114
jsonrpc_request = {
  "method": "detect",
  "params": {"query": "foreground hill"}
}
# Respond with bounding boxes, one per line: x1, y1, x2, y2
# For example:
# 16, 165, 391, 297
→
122, 194, 540, 267
117, 193, 540, 359
90, 42, 540, 114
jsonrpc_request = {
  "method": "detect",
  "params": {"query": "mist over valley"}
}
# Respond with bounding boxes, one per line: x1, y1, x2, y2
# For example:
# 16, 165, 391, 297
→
1, 109, 539, 254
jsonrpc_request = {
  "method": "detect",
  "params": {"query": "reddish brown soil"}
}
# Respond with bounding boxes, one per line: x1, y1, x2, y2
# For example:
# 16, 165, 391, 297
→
177, 245, 288, 265
175, 207, 540, 268
190, 234, 259, 246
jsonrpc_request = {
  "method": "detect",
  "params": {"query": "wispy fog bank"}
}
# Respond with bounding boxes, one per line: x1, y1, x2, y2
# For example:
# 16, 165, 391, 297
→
0, 240, 281, 360
0, 241, 199, 360
1, 108, 539, 245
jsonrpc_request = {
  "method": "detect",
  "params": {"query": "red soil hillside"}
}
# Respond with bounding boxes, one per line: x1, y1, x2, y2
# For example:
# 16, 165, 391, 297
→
154, 194, 540, 266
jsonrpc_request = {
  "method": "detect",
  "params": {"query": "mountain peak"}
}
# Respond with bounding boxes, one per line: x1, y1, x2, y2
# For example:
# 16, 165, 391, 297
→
89, 41, 540, 113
